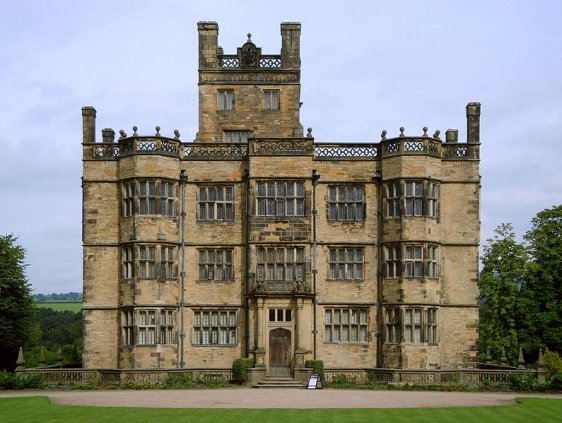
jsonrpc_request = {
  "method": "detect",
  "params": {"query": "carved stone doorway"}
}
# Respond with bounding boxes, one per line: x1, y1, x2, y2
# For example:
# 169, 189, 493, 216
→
269, 328, 291, 376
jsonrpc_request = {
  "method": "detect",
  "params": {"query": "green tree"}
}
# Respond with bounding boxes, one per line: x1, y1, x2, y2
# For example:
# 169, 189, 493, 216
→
521, 204, 562, 354
479, 223, 528, 364
0, 235, 34, 371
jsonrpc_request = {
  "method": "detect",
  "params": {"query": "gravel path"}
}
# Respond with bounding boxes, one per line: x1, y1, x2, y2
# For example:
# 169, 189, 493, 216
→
2, 389, 561, 408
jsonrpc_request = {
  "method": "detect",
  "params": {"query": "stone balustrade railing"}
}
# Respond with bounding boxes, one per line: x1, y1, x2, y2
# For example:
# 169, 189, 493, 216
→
18, 366, 543, 386
83, 136, 479, 161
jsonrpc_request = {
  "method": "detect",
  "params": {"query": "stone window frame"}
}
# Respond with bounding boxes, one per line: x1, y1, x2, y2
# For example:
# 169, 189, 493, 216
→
426, 245, 439, 278
323, 307, 368, 343
121, 244, 178, 281
256, 246, 305, 283
384, 306, 438, 345
327, 247, 364, 281
384, 307, 401, 343
122, 182, 135, 217
268, 308, 292, 322
121, 179, 177, 218
402, 244, 440, 279
384, 181, 401, 217
383, 179, 440, 219
197, 248, 234, 282
384, 245, 401, 278
138, 245, 157, 279
223, 130, 249, 143
256, 180, 305, 217
327, 185, 366, 222
192, 309, 237, 346
121, 308, 176, 346
404, 181, 423, 216
122, 245, 135, 280
404, 245, 424, 278
197, 185, 235, 221
217, 89, 234, 111
263, 89, 280, 110
403, 308, 423, 343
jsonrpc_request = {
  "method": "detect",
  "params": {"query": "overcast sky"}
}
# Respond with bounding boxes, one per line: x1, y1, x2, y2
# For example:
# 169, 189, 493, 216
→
1, 1, 561, 294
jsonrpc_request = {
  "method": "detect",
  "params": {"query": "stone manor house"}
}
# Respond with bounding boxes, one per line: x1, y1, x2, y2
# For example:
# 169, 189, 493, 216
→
82, 22, 481, 373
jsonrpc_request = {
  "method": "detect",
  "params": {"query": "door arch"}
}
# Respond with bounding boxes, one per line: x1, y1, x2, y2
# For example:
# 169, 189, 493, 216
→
269, 328, 291, 375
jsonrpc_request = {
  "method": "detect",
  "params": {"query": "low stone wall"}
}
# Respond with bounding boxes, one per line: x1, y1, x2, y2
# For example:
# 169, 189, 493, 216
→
326, 368, 545, 384
17, 368, 233, 385
17, 366, 546, 386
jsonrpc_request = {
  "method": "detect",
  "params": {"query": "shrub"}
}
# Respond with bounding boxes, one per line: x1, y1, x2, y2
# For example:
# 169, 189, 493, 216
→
304, 360, 324, 380
327, 374, 355, 388
543, 349, 562, 379
550, 371, 562, 390
0, 372, 43, 390
509, 373, 537, 391
166, 373, 196, 388
232, 358, 254, 383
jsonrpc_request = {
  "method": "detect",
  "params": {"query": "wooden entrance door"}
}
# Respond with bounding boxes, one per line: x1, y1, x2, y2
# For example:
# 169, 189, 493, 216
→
269, 328, 291, 375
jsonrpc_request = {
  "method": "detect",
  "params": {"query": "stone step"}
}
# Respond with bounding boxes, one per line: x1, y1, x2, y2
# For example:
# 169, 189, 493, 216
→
252, 377, 307, 389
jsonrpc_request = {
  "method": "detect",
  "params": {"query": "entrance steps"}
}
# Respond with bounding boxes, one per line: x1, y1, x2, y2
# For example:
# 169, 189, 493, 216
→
252, 376, 307, 389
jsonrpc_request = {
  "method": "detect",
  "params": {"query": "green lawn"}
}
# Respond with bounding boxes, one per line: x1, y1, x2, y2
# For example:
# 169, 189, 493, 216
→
35, 302, 82, 313
0, 397, 560, 423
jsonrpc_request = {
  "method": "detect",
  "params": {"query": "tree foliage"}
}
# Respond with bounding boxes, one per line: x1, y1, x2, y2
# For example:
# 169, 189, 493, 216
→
0, 234, 34, 371
522, 205, 562, 353
479, 205, 562, 364
479, 223, 528, 363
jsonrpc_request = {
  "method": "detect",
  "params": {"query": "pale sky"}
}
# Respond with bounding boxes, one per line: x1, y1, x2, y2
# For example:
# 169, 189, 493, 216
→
1, 1, 561, 294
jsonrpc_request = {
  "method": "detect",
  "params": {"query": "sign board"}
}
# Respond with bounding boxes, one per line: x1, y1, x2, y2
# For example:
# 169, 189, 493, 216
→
307, 373, 323, 389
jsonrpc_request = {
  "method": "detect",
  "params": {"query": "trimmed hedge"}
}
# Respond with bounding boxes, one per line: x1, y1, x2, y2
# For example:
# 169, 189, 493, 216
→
232, 358, 254, 383
304, 360, 324, 380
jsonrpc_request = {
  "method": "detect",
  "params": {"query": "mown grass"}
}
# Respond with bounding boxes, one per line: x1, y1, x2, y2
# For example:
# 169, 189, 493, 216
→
35, 302, 82, 313
0, 396, 560, 423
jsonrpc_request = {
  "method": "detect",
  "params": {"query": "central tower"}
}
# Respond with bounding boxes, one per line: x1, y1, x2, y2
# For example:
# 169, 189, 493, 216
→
196, 22, 303, 142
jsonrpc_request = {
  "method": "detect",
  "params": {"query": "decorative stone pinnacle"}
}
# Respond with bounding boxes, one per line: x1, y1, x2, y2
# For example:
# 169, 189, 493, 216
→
174, 129, 180, 140
155, 126, 161, 136
399, 127, 405, 137
132, 126, 138, 136
247, 33, 252, 42
15, 346, 25, 371
119, 129, 126, 139
381, 130, 387, 140
306, 127, 313, 138
517, 347, 526, 369
433, 130, 441, 140
423, 127, 428, 137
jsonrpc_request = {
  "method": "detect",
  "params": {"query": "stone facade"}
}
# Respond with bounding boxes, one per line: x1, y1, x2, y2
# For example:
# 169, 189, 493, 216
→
82, 22, 480, 372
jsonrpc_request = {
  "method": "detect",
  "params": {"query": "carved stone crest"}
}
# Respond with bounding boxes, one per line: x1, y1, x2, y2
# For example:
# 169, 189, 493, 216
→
238, 33, 261, 69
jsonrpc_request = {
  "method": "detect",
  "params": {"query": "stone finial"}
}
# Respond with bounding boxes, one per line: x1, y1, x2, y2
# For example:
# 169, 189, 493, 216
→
155, 126, 161, 136
381, 130, 387, 141
119, 129, 127, 140
247, 33, 252, 42
422, 127, 428, 137
39, 346, 47, 368
399, 127, 405, 137
485, 347, 492, 365
132, 126, 138, 137
433, 130, 441, 140
174, 129, 181, 140
537, 348, 545, 368
306, 127, 313, 138
500, 347, 507, 367
517, 347, 526, 369
15, 346, 25, 371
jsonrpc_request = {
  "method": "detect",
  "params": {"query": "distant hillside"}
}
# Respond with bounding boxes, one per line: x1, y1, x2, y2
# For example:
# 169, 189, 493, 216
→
33, 291, 83, 302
